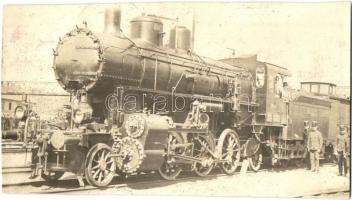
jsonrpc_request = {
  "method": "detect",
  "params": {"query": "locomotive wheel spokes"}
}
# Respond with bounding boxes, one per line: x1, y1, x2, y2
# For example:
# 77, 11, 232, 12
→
249, 149, 263, 172
41, 171, 64, 182
217, 129, 241, 175
85, 143, 116, 187
158, 132, 183, 180
193, 135, 214, 177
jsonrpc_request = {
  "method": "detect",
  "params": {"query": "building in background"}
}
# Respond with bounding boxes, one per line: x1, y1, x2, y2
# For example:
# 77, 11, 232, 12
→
1, 81, 69, 120
2, 96, 36, 118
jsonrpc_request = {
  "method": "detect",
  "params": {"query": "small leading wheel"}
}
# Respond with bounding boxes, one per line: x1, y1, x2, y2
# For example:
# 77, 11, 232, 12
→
41, 171, 64, 182
249, 149, 263, 172
217, 129, 241, 175
158, 132, 184, 180
193, 135, 215, 177
85, 143, 116, 187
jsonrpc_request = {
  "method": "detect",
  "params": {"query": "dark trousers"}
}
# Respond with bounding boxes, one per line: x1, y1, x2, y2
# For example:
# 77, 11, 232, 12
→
337, 151, 347, 175
303, 148, 311, 169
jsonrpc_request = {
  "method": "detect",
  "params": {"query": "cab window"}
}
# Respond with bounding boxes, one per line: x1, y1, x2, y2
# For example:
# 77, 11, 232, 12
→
319, 84, 329, 95
301, 84, 310, 92
274, 74, 283, 97
311, 84, 319, 93
256, 66, 265, 88
330, 85, 336, 95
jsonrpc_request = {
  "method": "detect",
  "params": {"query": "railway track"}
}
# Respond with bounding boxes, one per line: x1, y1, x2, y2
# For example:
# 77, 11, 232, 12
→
37, 172, 230, 194
5, 171, 349, 196
2, 162, 273, 189
3, 165, 273, 192
3, 149, 348, 196
3, 165, 349, 196
3, 169, 233, 194
293, 187, 350, 198
2, 166, 32, 175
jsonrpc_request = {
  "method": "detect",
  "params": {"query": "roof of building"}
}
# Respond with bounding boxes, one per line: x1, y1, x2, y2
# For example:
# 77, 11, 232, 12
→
301, 81, 337, 86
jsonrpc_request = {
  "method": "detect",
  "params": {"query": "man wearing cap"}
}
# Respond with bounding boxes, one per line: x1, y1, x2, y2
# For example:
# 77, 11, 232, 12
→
334, 125, 349, 176
307, 121, 323, 172
302, 121, 311, 169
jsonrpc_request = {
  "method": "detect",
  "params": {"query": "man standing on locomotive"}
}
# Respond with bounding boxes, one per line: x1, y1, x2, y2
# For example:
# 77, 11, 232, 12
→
307, 121, 323, 172
302, 120, 311, 169
334, 125, 349, 176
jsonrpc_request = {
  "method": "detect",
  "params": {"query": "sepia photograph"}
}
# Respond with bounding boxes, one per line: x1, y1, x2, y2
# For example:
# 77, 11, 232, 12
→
1, 1, 351, 199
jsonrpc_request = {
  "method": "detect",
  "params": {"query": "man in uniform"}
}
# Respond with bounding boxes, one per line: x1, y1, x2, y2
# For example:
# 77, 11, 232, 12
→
325, 141, 334, 163
307, 121, 323, 172
302, 121, 311, 169
347, 129, 350, 174
334, 125, 349, 176
17, 119, 26, 142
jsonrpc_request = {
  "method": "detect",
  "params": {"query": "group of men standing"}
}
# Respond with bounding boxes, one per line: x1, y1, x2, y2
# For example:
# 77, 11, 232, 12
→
303, 121, 349, 176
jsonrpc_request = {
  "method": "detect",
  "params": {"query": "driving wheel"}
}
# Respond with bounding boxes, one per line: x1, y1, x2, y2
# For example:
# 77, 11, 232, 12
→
193, 135, 215, 177
249, 149, 263, 172
85, 143, 116, 187
217, 129, 241, 175
158, 132, 184, 180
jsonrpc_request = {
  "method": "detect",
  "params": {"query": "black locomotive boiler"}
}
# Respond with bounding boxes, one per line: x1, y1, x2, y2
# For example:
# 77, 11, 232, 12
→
30, 7, 350, 187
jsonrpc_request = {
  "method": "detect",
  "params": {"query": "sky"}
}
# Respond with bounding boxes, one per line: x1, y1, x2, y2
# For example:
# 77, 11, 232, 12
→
2, 3, 350, 91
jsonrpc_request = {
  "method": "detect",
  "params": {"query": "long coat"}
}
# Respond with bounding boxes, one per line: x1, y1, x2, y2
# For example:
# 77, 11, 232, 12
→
307, 130, 323, 151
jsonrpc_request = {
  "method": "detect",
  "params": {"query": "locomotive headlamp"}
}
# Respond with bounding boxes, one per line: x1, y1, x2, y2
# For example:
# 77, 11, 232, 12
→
50, 131, 81, 149
73, 109, 84, 124
14, 106, 25, 119
50, 131, 65, 149
72, 97, 93, 124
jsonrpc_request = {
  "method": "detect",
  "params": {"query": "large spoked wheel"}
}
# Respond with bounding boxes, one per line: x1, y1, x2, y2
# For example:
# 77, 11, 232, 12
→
249, 148, 263, 172
217, 129, 241, 175
41, 171, 64, 182
158, 132, 184, 180
85, 143, 116, 187
193, 135, 215, 177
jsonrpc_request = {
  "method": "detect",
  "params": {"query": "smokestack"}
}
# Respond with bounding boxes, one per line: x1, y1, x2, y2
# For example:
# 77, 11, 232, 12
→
104, 7, 121, 35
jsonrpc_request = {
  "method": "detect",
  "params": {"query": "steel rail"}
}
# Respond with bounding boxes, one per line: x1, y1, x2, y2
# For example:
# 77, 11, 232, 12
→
35, 173, 229, 194
292, 187, 350, 198
3, 168, 271, 193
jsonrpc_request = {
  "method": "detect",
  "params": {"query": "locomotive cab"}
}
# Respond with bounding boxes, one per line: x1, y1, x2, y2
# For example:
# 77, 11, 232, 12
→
219, 55, 292, 126
220, 55, 311, 167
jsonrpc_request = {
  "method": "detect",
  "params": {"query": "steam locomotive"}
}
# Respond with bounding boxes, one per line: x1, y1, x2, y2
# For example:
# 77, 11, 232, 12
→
27, 8, 349, 187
